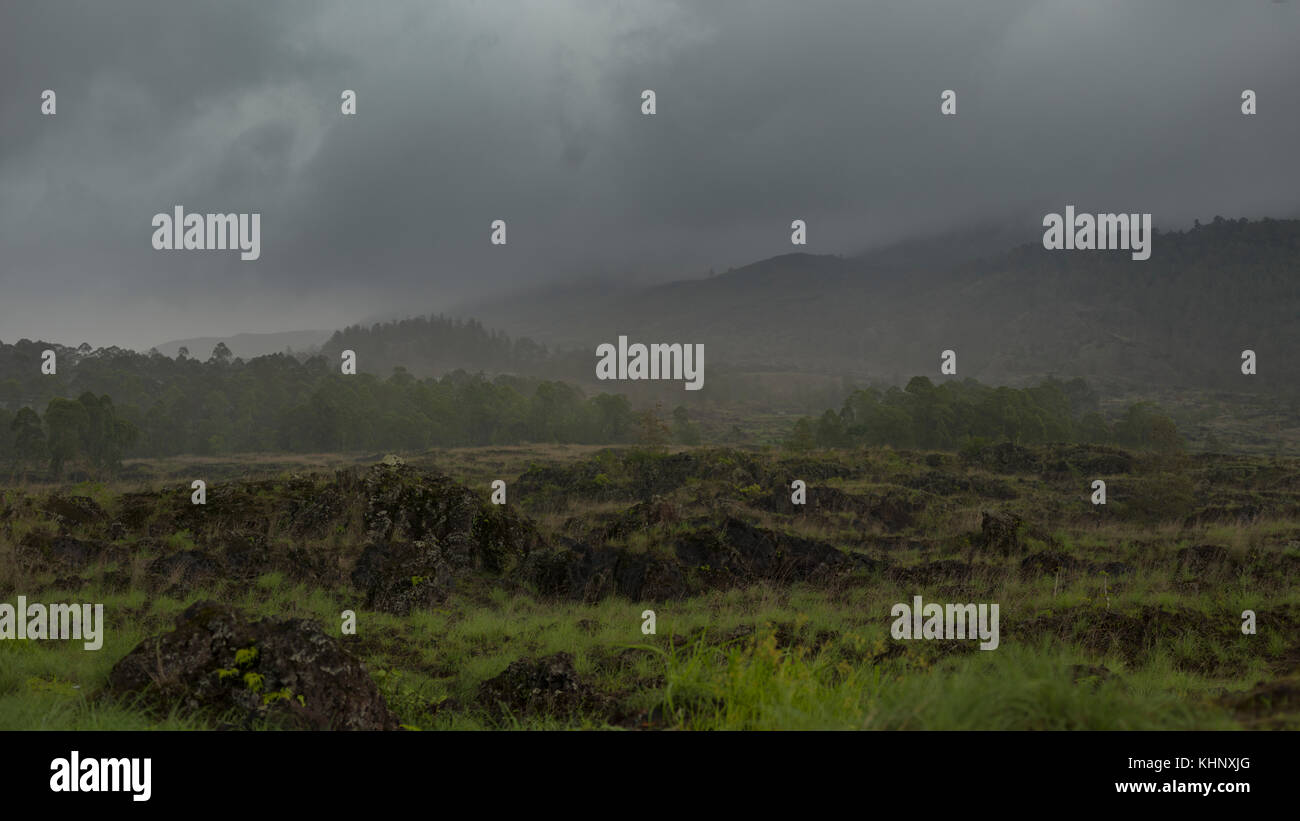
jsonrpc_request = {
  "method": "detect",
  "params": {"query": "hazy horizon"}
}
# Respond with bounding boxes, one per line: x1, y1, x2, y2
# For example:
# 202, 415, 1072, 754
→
3, 0, 1298, 351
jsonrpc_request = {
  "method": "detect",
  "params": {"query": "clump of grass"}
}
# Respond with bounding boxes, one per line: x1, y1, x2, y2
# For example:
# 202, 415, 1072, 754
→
650, 629, 1239, 730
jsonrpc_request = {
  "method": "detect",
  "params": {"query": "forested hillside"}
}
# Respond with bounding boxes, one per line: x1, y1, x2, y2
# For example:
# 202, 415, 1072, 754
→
318, 316, 557, 379
466, 217, 1300, 391
0, 329, 1175, 478
0, 339, 646, 471
786, 376, 1181, 454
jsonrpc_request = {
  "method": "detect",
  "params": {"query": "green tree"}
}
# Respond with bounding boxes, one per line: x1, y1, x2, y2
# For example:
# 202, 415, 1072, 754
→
209, 342, 233, 364
44, 397, 89, 476
671, 405, 701, 445
784, 417, 817, 452
637, 403, 671, 447
10, 407, 46, 474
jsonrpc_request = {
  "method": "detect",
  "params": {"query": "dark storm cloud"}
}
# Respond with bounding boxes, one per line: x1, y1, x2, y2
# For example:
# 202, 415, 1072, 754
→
1, 0, 1297, 350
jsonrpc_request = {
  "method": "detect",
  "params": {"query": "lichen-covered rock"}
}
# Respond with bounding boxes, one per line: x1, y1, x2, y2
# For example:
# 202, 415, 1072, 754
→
350, 463, 542, 612
1176, 544, 1233, 572
350, 539, 462, 615
980, 509, 1025, 555
44, 495, 107, 528
520, 538, 688, 602
675, 517, 869, 585
146, 549, 224, 593
108, 600, 398, 730
477, 652, 609, 720
962, 441, 1039, 473
16, 531, 123, 572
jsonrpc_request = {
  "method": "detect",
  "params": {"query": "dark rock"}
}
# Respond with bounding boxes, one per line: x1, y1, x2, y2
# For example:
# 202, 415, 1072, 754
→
520, 539, 687, 602
146, 549, 223, 592
906, 472, 971, 496
100, 568, 133, 593
349, 464, 543, 613
350, 538, 470, 615
969, 476, 1019, 500
50, 536, 110, 568
29, 535, 122, 571
1069, 664, 1114, 686
219, 531, 271, 580
107, 600, 398, 730
980, 510, 1025, 555
1043, 445, 1135, 476
864, 487, 929, 531
116, 492, 160, 531
675, 517, 867, 585
1020, 550, 1080, 576
962, 442, 1038, 473
362, 462, 536, 572
286, 486, 350, 539
887, 559, 973, 586
477, 652, 609, 721
762, 484, 870, 516
599, 497, 680, 540
1099, 561, 1133, 577
44, 495, 108, 528
1176, 544, 1234, 572
1221, 677, 1300, 728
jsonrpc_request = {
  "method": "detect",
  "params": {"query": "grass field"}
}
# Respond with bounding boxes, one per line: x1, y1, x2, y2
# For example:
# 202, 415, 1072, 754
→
2, 442, 1297, 730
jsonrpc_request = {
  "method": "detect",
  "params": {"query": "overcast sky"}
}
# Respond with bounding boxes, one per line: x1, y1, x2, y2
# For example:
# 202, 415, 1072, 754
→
1, 0, 1297, 351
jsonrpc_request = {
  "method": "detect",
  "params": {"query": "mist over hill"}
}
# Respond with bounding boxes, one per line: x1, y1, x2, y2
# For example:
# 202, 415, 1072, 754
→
152, 330, 333, 360
2, 217, 1294, 464
460, 217, 1299, 392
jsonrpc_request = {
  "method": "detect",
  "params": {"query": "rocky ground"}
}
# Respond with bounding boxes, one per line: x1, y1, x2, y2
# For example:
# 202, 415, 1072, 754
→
2, 443, 1298, 730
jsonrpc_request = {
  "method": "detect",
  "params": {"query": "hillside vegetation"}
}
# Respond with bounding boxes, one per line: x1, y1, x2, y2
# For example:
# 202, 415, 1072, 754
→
2, 444, 1297, 730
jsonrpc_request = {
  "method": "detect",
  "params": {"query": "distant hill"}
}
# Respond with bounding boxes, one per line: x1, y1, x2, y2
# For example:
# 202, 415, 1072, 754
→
137, 217, 1300, 398
318, 316, 554, 379
461, 217, 1300, 392
152, 330, 331, 360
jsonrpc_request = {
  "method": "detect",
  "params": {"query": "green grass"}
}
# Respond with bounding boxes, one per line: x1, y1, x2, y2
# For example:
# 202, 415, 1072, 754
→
1, 442, 1297, 730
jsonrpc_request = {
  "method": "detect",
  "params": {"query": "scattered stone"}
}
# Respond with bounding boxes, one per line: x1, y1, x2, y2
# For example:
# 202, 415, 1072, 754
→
44, 495, 107, 527
1221, 677, 1300, 728
1176, 544, 1233, 572
520, 538, 688, 602
980, 510, 1025, 555
1069, 664, 1114, 686
477, 652, 610, 721
351, 539, 464, 615
146, 550, 223, 592
887, 559, 973, 586
108, 600, 398, 730
1020, 550, 1080, 576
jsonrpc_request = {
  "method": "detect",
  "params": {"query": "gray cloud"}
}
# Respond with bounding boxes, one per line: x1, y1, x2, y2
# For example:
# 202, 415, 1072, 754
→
1, 0, 1297, 350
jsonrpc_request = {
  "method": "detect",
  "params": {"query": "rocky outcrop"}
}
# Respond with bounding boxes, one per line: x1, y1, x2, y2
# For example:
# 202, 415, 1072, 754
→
108, 600, 398, 730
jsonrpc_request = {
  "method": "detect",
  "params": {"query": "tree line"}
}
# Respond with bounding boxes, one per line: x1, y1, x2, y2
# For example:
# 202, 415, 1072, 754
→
784, 376, 1182, 453
0, 335, 1182, 478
